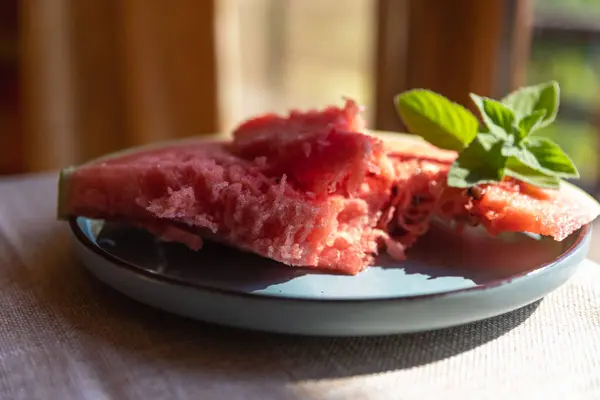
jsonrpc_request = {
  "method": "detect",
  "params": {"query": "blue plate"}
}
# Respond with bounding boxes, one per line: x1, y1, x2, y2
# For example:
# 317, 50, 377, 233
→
69, 212, 591, 336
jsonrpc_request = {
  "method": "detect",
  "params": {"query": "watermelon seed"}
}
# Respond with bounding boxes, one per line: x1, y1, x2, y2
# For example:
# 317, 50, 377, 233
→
467, 186, 485, 200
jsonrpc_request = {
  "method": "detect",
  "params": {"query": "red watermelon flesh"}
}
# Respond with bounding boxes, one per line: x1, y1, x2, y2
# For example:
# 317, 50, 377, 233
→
371, 138, 599, 245
230, 99, 383, 197
58, 99, 600, 275
232, 98, 365, 154
60, 132, 395, 275
232, 127, 393, 198
466, 179, 599, 241
386, 155, 600, 242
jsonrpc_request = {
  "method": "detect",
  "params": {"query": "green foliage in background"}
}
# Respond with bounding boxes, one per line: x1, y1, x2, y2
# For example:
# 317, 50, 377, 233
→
536, 0, 600, 15
527, 0, 600, 187
526, 45, 599, 184
528, 42, 600, 109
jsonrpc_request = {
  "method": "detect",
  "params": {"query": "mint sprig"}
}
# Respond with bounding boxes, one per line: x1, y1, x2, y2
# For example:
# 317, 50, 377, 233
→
394, 81, 579, 190
446, 133, 505, 187
394, 89, 479, 151
501, 81, 560, 129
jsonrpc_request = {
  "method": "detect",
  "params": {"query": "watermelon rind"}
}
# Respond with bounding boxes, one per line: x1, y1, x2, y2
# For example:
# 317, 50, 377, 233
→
57, 167, 75, 221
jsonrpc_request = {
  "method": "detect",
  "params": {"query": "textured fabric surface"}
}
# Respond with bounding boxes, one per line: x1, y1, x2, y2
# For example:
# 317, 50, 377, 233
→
0, 173, 599, 400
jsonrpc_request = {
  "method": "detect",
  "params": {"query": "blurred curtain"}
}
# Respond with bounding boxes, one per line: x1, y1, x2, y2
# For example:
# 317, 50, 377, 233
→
20, 0, 219, 172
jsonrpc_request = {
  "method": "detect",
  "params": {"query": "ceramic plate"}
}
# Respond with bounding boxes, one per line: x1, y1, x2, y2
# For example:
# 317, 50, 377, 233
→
69, 211, 591, 336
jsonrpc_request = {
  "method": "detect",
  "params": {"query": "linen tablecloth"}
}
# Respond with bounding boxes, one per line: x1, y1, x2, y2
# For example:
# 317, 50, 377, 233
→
1, 172, 599, 400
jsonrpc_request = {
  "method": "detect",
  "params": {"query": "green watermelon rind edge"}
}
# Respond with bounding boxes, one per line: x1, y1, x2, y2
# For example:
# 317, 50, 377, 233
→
57, 167, 74, 221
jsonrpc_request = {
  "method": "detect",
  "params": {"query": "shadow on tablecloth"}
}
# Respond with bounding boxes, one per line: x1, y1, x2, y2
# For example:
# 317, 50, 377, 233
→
11, 226, 540, 382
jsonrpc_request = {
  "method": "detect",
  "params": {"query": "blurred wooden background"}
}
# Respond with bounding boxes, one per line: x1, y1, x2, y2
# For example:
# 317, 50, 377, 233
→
3, 0, 598, 194
19, 0, 219, 172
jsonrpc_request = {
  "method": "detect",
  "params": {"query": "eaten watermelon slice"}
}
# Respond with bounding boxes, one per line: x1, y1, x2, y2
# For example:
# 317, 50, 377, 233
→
464, 178, 600, 241
58, 101, 398, 275
57, 99, 600, 275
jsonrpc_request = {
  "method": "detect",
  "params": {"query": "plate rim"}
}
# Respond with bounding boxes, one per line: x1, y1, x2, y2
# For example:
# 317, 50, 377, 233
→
68, 217, 591, 304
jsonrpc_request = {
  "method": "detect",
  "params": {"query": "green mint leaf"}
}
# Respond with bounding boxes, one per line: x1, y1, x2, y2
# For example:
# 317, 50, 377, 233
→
469, 94, 516, 141
447, 134, 506, 188
393, 81, 577, 191
501, 136, 579, 179
504, 157, 560, 189
395, 89, 479, 151
476, 132, 500, 151
500, 142, 535, 163
518, 109, 547, 137
501, 81, 559, 129
524, 136, 580, 178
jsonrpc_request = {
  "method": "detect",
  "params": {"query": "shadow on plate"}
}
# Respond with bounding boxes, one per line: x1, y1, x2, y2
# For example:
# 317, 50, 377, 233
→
397, 223, 580, 283
96, 222, 307, 291
96, 220, 581, 289
13, 225, 543, 384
